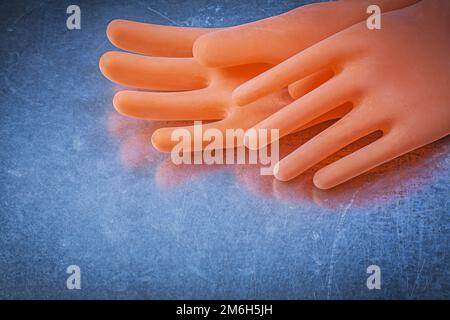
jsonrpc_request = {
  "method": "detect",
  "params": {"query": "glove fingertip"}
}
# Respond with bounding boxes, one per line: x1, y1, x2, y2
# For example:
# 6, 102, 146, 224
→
313, 171, 334, 190
151, 129, 172, 153
192, 33, 221, 67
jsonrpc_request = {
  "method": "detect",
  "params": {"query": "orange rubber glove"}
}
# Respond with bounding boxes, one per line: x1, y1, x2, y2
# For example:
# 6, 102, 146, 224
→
233, 0, 450, 189
99, 0, 418, 152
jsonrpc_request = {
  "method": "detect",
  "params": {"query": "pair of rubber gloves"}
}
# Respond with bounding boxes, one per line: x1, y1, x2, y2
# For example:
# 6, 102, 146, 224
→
100, 0, 450, 189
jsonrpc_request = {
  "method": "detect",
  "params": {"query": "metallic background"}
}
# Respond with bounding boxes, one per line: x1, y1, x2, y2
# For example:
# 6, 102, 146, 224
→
0, 0, 449, 299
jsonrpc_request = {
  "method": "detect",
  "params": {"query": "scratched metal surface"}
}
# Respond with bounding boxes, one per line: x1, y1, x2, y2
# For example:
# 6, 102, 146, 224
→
0, 0, 449, 299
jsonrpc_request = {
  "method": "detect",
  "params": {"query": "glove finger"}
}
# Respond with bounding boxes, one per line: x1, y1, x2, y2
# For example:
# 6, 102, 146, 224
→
99, 51, 209, 91
313, 132, 406, 189
232, 34, 356, 106
288, 69, 334, 100
151, 118, 235, 153
107, 19, 214, 57
274, 109, 382, 182
113, 89, 226, 121
245, 73, 359, 150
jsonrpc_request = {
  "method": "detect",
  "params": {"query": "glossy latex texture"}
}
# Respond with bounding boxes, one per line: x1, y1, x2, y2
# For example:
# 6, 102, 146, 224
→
233, 0, 450, 189
99, 0, 418, 152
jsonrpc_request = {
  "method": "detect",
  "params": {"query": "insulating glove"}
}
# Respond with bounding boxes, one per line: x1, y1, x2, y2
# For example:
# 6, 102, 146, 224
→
233, 0, 450, 189
99, 0, 418, 152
